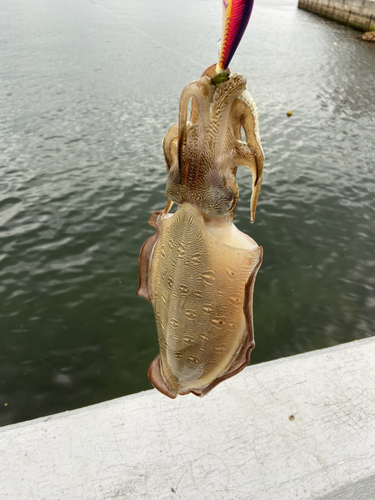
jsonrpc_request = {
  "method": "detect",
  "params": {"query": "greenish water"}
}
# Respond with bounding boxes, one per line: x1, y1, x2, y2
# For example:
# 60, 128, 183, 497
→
1, 0, 374, 426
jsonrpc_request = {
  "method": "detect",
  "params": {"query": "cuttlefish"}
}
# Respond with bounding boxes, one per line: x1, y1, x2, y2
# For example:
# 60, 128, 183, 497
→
137, 63, 264, 398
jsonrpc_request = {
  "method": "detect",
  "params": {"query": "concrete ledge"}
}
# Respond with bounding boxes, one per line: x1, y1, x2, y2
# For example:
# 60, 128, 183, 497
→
1, 338, 375, 499
298, 0, 375, 32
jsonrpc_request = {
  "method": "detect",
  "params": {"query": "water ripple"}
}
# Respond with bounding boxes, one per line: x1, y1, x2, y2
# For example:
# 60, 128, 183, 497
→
1, 0, 375, 426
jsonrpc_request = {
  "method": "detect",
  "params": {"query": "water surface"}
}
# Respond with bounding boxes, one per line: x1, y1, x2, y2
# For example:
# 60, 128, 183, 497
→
1, 0, 375, 426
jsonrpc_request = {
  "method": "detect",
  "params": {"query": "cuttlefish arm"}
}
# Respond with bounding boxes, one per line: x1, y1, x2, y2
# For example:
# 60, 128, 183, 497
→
231, 90, 264, 222
162, 124, 178, 174
163, 67, 264, 222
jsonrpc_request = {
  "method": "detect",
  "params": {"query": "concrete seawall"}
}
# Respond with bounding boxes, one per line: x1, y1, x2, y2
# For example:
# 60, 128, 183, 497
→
1, 337, 375, 499
298, 0, 375, 32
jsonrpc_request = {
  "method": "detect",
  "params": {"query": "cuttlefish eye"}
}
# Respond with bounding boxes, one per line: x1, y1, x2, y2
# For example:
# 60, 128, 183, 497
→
222, 188, 234, 212
207, 186, 234, 214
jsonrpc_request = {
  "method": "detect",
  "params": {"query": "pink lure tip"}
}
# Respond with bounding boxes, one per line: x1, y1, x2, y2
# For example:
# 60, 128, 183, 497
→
217, 0, 254, 72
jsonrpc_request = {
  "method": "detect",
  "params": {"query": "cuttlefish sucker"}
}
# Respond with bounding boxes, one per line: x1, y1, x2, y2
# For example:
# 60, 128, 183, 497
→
138, 203, 262, 398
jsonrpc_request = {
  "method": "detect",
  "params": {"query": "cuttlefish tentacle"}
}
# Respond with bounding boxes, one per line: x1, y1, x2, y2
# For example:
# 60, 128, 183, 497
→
177, 78, 214, 179
206, 64, 264, 223
230, 90, 264, 222
231, 140, 262, 223
210, 74, 247, 145
163, 123, 178, 173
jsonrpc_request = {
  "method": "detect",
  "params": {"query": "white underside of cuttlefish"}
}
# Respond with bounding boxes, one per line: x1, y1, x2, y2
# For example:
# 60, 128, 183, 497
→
138, 64, 264, 398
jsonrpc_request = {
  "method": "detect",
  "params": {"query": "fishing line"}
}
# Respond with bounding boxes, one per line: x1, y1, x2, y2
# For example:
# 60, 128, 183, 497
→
86, 0, 203, 70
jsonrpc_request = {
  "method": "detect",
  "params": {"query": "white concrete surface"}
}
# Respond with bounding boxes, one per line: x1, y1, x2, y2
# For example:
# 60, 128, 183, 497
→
1, 337, 375, 500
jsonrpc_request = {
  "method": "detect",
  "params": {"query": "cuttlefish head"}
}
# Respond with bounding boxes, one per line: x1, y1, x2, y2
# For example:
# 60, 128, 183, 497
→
163, 65, 264, 222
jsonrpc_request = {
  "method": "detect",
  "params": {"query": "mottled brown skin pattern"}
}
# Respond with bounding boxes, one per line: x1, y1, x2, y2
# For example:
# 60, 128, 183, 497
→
137, 64, 264, 398
164, 64, 264, 223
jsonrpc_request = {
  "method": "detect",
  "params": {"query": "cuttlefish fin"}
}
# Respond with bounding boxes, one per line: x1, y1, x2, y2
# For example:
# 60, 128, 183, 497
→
148, 243, 263, 399
148, 355, 178, 399
137, 211, 160, 303
186, 246, 263, 397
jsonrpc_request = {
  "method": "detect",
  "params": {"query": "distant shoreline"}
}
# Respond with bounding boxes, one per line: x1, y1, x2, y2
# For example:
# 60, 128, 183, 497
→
298, 0, 375, 33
